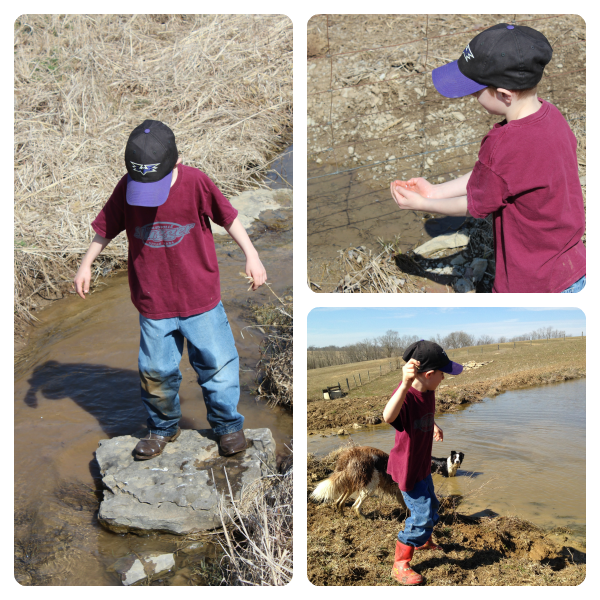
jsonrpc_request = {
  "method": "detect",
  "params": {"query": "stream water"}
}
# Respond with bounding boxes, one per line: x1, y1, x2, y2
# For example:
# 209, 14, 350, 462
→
14, 158, 293, 585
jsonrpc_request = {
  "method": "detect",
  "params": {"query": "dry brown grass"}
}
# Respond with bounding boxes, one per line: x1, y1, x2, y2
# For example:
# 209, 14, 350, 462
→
14, 14, 292, 333
217, 467, 293, 586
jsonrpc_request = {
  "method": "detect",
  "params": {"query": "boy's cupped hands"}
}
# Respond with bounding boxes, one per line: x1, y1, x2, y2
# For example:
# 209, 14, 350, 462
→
390, 179, 428, 211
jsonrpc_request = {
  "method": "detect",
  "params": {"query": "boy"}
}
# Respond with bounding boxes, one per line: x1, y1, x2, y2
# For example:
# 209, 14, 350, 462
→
383, 340, 463, 585
73, 120, 267, 459
390, 24, 585, 293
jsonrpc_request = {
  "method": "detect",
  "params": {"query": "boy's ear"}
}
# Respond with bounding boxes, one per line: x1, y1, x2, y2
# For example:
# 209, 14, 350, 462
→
424, 369, 435, 379
496, 88, 513, 102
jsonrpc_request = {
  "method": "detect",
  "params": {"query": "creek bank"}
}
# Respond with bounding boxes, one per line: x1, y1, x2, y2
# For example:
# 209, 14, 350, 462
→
212, 188, 292, 237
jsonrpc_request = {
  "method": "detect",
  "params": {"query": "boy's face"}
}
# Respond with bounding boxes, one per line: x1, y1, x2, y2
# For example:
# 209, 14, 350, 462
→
425, 369, 445, 390
471, 87, 541, 122
472, 87, 510, 116
170, 157, 183, 187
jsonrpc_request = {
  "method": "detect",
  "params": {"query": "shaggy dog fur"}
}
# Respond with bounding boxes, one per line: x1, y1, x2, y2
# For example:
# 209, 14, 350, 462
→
310, 446, 407, 517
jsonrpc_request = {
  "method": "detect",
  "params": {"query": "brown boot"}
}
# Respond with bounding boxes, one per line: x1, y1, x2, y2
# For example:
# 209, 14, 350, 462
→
134, 429, 181, 460
391, 541, 423, 585
218, 429, 247, 456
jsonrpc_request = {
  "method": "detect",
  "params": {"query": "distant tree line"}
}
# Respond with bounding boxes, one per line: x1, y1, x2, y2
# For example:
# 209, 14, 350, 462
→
307, 327, 570, 370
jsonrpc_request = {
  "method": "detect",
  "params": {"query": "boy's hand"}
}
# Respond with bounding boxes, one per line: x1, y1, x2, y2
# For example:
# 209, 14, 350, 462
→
73, 265, 91, 299
246, 255, 267, 290
402, 358, 420, 387
394, 177, 435, 198
390, 181, 424, 210
433, 423, 444, 442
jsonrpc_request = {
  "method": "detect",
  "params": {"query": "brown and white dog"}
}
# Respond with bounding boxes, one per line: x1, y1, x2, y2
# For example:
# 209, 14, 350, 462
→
310, 446, 407, 517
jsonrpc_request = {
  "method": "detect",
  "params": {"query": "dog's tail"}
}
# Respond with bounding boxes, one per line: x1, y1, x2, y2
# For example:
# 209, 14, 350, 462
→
310, 472, 343, 504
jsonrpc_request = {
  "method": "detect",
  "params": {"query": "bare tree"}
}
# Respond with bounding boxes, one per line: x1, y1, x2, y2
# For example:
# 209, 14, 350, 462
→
476, 334, 495, 345
377, 330, 400, 358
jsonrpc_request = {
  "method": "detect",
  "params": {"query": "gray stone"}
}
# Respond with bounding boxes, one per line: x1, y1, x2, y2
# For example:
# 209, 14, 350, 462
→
96, 428, 276, 535
111, 552, 175, 586
470, 258, 488, 282
212, 189, 292, 236
450, 254, 467, 266
454, 278, 475, 293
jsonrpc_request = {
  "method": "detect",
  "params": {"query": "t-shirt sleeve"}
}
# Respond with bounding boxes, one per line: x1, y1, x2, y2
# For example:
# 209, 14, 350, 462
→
467, 159, 510, 219
91, 176, 127, 239
199, 174, 239, 227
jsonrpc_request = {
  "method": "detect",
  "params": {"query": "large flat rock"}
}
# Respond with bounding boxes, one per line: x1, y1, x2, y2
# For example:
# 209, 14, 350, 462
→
212, 188, 292, 236
96, 428, 276, 535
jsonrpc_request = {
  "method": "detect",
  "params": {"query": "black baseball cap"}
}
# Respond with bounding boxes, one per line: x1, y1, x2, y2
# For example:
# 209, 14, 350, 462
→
403, 340, 463, 375
124, 120, 178, 207
432, 23, 553, 98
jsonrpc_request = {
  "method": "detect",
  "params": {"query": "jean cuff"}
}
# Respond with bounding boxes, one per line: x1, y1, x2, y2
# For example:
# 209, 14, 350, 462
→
148, 427, 179, 437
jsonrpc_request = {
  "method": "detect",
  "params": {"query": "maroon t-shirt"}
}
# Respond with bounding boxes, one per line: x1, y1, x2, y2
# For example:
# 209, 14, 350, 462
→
386, 385, 435, 492
92, 165, 238, 319
467, 99, 585, 293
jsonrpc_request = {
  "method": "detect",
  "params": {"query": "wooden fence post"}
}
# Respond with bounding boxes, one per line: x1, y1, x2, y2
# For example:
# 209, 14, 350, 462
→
346, 378, 350, 390
353, 375, 358, 387
368, 371, 370, 381
359, 373, 362, 386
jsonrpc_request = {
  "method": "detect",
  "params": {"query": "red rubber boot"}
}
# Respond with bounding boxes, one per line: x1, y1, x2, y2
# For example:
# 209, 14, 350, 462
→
391, 541, 423, 585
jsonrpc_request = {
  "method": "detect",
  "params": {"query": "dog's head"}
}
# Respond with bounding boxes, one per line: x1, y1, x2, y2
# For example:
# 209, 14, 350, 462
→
450, 451, 464, 466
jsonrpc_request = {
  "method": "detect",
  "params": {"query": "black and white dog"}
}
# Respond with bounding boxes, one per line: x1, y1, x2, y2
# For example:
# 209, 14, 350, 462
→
431, 451, 465, 477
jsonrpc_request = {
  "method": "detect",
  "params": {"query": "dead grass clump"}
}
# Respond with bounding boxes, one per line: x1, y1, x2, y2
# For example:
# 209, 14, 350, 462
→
14, 14, 292, 332
217, 468, 293, 586
251, 288, 293, 408
330, 246, 423, 293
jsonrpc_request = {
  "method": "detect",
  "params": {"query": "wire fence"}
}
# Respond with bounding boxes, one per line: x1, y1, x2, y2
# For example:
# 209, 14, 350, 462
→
307, 14, 586, 181
307, 14, 586, 277
313, 334, 586, 394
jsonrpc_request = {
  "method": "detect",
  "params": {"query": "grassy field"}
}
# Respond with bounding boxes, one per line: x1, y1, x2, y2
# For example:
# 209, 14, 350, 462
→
307, 337, 585, 401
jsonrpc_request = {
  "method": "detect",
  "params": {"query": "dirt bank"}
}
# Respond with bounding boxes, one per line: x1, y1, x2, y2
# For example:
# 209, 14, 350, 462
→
307, 452, 586, 586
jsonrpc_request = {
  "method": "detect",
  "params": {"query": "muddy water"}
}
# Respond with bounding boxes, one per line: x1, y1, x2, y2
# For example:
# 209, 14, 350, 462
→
14, 210, 292, 585
308, 379, 586, 545
307, 159, 465, 289
265, 144, 293, 189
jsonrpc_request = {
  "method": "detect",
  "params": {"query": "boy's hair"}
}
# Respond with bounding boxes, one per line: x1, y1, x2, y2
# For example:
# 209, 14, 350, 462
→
489, 85, 537, 99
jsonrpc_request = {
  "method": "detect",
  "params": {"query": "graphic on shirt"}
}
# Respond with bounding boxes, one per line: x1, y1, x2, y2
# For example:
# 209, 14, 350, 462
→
130, 161, 160, 176
413, 413, 435, 432
134, 221, 195, 248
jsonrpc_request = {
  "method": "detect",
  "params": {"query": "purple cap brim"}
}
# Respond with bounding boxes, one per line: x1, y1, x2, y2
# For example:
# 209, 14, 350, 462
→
431, 60, 487, 98
439, 360, 464, 375
126, 172, 172, 207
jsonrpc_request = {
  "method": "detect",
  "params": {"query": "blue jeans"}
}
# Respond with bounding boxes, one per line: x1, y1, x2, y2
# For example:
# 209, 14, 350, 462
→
398, 474, 440, 547
138, 301, 244, 437
561, 275, 586, 293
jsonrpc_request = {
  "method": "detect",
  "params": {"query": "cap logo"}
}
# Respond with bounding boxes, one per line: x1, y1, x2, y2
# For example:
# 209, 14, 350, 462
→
463, 44, 475, 62
130, 161, 160, 176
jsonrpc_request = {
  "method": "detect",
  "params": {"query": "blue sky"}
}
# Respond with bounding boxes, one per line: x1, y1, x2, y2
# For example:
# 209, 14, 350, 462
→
307, 307, 586, 347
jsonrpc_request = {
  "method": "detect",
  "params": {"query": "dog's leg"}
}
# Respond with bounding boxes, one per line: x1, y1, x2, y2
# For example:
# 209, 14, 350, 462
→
352, 490, 369, 519
335, 491, 351, 516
